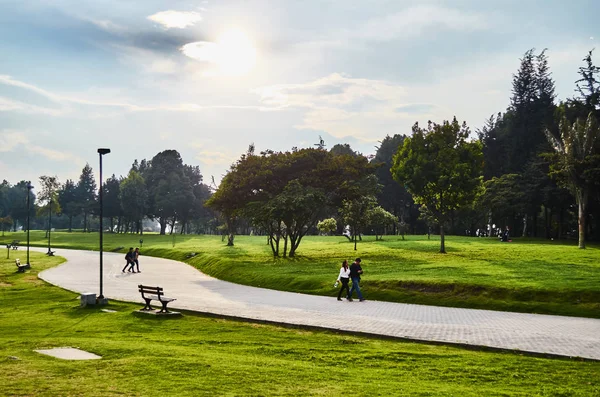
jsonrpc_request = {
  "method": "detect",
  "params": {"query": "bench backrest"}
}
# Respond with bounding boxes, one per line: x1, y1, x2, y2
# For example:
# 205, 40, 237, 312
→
138, 284, 163, 297
15, 258, 20, 265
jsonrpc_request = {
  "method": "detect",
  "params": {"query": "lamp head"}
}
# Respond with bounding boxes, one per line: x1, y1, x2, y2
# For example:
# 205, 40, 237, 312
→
97, 148, 111, 155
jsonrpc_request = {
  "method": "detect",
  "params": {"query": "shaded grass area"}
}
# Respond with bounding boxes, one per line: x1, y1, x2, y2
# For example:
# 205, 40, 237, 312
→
1, 253, 600, 396
3, 232, 600, 317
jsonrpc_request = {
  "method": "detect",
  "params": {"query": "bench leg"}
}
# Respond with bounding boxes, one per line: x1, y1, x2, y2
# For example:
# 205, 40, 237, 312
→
142, 298, 153, 311
17, 266, 24, 273
159, 301, 170, 313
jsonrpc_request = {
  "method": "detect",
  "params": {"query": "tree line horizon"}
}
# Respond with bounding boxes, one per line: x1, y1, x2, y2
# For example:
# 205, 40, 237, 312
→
1, 47, 599, 254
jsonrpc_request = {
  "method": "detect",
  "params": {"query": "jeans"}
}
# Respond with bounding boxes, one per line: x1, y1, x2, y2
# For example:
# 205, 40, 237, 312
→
349, 277, 363, 300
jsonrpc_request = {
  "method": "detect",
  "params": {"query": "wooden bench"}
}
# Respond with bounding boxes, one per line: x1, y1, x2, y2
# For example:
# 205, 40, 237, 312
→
15, 258, 30, 272
138, 285, 176, 313
11, 240, 19, 250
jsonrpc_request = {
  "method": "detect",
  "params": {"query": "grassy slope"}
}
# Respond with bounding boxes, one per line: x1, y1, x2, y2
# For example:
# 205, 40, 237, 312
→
1, 253, 599, 396
3, 231, 600, 317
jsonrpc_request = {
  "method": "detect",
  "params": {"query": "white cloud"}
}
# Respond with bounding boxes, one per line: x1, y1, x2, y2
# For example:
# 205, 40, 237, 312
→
0, 130, 84, 163
0, 75, 275, 117
29, 145, 84, 163
254, 73, 439, 140
147, 10, 202, 29
351, 5, 489, 42
0, 130, 29, 152
180, 29, 258, 76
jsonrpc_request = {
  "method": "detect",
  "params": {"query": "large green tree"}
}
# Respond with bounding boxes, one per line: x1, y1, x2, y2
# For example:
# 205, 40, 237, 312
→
391, 118, 484, 253
207, 147, 376, 256
58, 179, 78, 232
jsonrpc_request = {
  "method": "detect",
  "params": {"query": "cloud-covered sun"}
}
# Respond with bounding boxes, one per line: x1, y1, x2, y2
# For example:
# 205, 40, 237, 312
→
181, 29, 257, 76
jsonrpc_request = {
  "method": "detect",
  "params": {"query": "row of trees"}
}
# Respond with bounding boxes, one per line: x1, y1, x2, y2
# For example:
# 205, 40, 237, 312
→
0, 150, 215, 236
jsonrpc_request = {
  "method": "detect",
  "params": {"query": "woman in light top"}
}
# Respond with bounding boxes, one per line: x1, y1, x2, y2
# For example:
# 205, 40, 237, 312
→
336, 260, 351, 301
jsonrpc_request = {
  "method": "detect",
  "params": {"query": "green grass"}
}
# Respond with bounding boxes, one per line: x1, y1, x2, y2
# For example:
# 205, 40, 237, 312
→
3, 231, 600, 318
1, 252, 600, 396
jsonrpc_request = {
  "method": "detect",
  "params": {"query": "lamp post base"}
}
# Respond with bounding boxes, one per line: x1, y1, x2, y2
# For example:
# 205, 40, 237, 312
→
96, 296, 109, 305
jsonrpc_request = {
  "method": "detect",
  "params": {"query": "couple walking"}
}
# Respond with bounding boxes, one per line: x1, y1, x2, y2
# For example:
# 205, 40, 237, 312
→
122, 247, 141, 273
336, 258, 365, 302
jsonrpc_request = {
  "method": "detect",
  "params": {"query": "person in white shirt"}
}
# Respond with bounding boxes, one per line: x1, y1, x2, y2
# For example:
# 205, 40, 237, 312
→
336, 260, 351, 301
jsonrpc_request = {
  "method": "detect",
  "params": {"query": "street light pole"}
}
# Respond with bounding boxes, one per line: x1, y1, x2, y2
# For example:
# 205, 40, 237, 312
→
97, 148, 111, 301
47, 197, 52, 255
26, 182, 33, 265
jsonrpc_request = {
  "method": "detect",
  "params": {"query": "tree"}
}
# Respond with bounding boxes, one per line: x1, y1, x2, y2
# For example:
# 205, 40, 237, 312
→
367, 206, 397, 241
391, 118, 484, 253
340, 175, 379, 250
330, 143, 359, 157
58, 179, 78, 232
144, 150, 188, 234
102, 175, 122, 232
372, 134, 413, 232
207, 147, 376, 255
38, 176, 60, 247
575, 49, 600, 111
317, 218, 337, 235
75, 164, 97, 232
120, 170, 148, 234
545, 112, 600, 248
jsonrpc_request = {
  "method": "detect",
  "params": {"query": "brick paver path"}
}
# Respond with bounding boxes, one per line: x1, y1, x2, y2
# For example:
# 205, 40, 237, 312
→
37, 248, 600, 360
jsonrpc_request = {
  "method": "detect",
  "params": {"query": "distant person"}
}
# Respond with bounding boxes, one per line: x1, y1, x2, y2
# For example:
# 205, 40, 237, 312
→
122, 247, 135, 273
348, 258, 364, 302
133, 247, 141, 272
336, 260, 351, 301
502, 226, 510, 242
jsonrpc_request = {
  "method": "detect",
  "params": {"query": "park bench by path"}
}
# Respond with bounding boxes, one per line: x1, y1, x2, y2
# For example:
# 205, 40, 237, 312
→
15, 258, 30, 272
138, 285, 176, 313
11, 241, 19, 250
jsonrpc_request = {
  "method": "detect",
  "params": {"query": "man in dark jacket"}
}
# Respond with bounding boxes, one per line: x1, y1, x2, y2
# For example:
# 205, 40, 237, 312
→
348, 258, 364, 302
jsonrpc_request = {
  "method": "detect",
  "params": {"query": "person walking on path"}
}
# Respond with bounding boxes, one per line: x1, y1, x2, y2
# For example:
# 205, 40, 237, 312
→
133, 247, 141, 273
122, 247, 135, 273
348, 258, 364, 302
336, 260, 351, 301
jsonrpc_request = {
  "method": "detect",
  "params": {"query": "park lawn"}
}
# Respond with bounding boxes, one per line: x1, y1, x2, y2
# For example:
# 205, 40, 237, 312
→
0, 253, 599, 396
2, 231, 600, 318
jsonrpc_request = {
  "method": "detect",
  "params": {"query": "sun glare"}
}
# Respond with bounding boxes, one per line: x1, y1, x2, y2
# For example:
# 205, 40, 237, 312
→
214, 29, 257, 76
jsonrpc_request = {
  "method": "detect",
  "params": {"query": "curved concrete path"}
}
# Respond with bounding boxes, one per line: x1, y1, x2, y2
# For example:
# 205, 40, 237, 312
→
36, 247, 600, 360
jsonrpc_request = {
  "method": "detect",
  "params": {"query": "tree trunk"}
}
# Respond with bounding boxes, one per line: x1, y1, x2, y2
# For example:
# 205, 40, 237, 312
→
354, 233, 357, 251
522, 215, 527, 238
440, 225, 446, 253
159, 217, 167, 235
577, 190, 587, 249
227, 233, 234, 246
283, 234, 288, 257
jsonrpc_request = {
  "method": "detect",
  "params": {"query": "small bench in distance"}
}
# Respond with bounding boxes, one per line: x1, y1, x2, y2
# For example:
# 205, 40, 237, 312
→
15, 258, 30, 272
11, 241, 19, 250
138, 284, 178, 314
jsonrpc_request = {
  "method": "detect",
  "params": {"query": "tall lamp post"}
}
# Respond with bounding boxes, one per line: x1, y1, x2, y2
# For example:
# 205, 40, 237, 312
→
26, 182, 33, 265
97, 148, 111, 302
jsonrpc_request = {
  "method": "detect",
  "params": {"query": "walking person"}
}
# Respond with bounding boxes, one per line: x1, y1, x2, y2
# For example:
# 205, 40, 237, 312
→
348, 258, 365, 302
336, 260, 351, 301
122, 247, 135, 273
133, 247, 141, 273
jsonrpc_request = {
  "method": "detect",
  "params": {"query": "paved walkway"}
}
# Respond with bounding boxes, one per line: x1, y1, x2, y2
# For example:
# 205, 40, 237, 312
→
36, 247, 600, 360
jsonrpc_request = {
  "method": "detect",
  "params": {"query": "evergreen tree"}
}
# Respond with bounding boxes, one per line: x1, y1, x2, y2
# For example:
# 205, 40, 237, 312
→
76, 164, 97, 232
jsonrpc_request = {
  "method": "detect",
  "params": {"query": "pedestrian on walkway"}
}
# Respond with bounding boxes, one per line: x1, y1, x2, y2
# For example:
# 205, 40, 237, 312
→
348, 258, 364, 302
133, 247, 141, 272
122, 247, 135, 273
336, 259, 351, 301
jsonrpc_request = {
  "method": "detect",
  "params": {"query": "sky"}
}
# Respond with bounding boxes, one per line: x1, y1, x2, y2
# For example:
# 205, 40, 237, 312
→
0, 0, 598, 188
